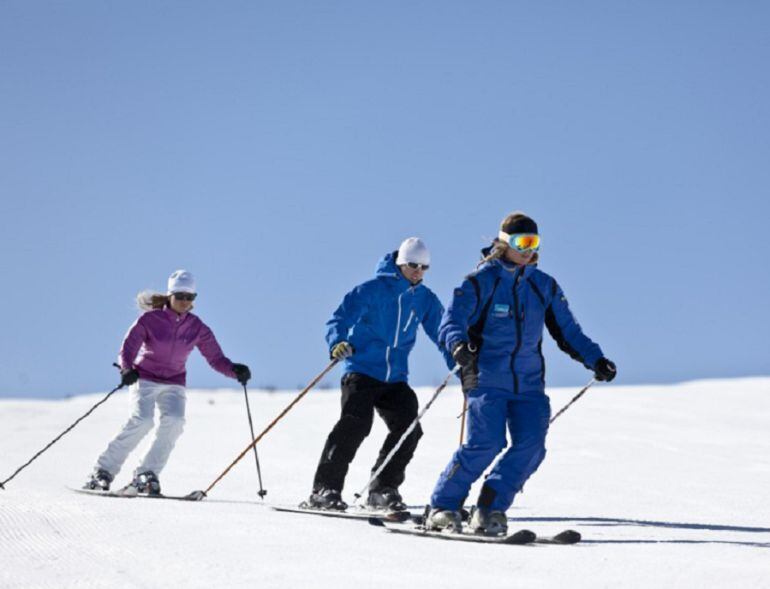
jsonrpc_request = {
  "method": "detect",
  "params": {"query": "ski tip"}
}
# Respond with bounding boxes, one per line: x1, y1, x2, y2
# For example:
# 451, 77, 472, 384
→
505, 529, 537, 544
553, 529, 582, 544
184, 490, 207, 501
368, 517, 387, 527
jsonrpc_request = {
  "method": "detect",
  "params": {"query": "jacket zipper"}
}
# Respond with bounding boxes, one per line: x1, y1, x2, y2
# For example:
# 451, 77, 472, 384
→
510, 268, 523, 394
537, 338, 545, 386
170, 316, 180, 378
386, 292, 405, 382
393, 293, 404, 348
402, 309, 416, 333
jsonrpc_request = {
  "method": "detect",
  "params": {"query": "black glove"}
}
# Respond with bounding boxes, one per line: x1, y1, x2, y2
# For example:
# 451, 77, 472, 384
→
594, 357, 617, 382
459, 367, 479, 393
452, 342, 479, 393
232, 363, 251, 385
120, 368, 140, 387
452, 342, 476, 368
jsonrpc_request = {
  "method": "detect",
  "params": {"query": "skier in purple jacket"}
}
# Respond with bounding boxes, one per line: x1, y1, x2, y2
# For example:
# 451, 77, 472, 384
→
83, 270, 251, 495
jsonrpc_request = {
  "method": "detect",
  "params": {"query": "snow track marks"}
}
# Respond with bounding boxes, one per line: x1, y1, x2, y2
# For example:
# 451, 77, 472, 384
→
0, 491, 143, 588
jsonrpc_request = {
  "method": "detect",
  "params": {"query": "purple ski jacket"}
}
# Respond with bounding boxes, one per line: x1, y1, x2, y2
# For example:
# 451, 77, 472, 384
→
118, 307, 236, 386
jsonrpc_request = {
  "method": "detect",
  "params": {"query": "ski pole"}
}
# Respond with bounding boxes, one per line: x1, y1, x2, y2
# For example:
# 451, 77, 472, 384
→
458, 393, 468, 446
241, 384, 267, 498
186, 359, 339, 500
353, 365, 461, 505
454, 342, 476, 440
549, 378, 596, 424
1, 380, 125, 489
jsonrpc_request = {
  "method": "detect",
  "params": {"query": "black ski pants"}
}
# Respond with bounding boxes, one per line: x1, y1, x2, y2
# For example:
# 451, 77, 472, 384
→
312, 372, 423, 493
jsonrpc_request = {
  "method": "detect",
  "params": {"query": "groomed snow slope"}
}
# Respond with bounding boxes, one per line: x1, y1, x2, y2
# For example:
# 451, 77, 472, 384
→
1, 378, 769, 588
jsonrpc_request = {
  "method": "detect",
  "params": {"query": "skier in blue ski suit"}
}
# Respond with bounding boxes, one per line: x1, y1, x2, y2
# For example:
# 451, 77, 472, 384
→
427, 212, 617, 534
307, 238, 450, 511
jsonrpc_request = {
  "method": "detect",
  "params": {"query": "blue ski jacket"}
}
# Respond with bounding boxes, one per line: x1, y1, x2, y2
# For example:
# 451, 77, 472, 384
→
326, 252, 449, 383
439, 254, 603, 395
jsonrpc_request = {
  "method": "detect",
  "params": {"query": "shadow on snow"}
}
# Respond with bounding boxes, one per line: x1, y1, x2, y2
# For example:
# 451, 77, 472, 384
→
511, 515, 770, 534
510, 515, 770, 547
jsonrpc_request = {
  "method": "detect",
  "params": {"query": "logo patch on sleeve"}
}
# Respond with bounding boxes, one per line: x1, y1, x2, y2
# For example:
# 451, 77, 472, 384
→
493, 303, 511, 317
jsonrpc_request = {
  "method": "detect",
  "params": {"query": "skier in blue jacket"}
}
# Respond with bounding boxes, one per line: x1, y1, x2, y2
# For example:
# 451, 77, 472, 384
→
306, 237, 448, 511
426, 212, 617, 534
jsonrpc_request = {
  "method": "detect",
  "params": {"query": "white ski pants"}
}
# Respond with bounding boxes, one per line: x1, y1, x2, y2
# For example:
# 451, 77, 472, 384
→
95, 379, 186, 477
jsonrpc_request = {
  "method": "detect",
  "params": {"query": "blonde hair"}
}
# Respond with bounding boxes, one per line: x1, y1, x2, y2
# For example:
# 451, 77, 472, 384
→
476, 240, 540, 269
477, 240, 508, 268
136, 290, 170, 311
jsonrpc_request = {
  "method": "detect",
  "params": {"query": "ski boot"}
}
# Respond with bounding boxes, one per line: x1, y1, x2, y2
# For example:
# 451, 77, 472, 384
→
469, 507, 508, 536
425, 508, 462, 532
303, 488, 348, 511
366, 486, 407, 512
121, 471, 161, 496
83, 468, 113, 491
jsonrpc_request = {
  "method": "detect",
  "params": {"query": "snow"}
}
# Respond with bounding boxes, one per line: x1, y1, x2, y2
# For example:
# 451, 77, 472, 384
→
1, 377, 769, 588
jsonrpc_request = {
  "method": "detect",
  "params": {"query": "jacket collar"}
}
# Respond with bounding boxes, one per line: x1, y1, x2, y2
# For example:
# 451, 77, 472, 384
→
162, 306, 190, 321
375, 251, 422, 293
490, 257, 535, 280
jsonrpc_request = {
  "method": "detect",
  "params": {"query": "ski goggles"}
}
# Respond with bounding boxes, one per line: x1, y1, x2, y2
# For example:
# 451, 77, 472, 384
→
172, 292, 197, 301
405, 262, 430, 271
498, 231, 541, 252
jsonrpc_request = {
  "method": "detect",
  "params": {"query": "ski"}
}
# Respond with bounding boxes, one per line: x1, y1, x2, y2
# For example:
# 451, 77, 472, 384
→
271, 504, 413, 523
369, 518, 581, 545
368, 518, 535, 544
68, 486, 195, 501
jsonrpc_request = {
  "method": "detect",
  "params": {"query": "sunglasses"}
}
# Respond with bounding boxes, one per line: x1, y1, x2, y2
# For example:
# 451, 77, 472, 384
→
405, 262, 430, 271
172, 292, 197, 301
499, 231, 541, 253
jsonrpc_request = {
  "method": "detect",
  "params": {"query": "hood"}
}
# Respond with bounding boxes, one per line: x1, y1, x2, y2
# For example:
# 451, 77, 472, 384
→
375, 251, 422, 288
375, 251, 402, 278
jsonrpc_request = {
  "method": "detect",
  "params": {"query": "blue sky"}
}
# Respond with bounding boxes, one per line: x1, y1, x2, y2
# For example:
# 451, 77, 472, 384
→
1, 2, 768, 398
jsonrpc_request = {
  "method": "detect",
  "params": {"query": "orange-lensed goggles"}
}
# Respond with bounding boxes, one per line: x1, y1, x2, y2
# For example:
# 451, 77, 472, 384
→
498, 231, 540, 252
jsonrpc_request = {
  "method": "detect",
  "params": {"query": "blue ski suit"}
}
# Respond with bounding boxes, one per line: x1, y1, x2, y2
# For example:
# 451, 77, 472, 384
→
326, 252, 449, 382
430, 254, 604, 512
